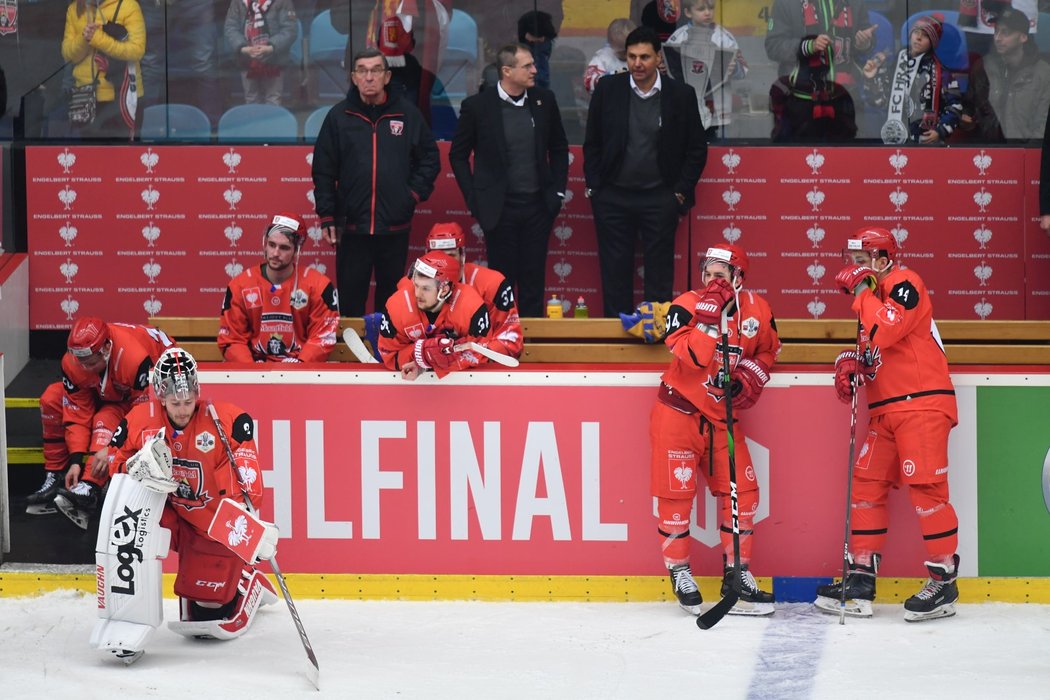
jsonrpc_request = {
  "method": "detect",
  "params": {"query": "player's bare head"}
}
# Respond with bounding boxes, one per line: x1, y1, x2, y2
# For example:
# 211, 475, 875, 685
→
846, 227, 897, 272
683, 0, 715, 23
425, 223, 466, 266
67, 316, 112, 371
701, 244, 748, 289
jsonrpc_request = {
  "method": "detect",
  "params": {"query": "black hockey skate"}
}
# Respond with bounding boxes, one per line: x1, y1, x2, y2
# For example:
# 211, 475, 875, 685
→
814, 553, 880, 618
904, 554, 960, 622
668, 564, 703, 615
54, 481, 99, 530
25, 471, 61, 515
721, 559, 775, 616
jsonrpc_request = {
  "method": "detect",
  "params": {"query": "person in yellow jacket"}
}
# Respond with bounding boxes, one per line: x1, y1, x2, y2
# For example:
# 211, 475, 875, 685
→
62, 0, 146, 139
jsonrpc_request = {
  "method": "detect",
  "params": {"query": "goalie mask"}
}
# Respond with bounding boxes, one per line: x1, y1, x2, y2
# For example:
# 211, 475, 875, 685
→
152, 348, 200, 401
702, 244, 748, 291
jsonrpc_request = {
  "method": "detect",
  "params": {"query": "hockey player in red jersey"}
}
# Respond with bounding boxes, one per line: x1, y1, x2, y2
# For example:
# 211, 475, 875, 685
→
815, 227, 960, 622
30, 317, 176, 528
218, 212, 340, 363
378, 250, 493, 380
416, 222, 523, 359
90, 347, 278, 662
651, 244, 779, 616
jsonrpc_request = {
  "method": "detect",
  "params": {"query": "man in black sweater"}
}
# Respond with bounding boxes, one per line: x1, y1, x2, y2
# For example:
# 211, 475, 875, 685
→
584, 26, 708, 317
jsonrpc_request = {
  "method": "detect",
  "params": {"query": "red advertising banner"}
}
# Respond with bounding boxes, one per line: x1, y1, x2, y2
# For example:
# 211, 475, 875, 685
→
197, 371, 932, 578
27, 145, 1046, 329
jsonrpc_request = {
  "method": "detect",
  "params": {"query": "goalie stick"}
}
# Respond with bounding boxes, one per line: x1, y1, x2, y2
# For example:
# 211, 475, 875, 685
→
697, 308, 741, 630
206, 403, 320, 690
453, 341, 520, 368
342, 327, 380, 364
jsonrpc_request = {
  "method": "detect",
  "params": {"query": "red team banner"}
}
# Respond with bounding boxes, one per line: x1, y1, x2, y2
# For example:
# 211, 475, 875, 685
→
27, 144, 1048, 328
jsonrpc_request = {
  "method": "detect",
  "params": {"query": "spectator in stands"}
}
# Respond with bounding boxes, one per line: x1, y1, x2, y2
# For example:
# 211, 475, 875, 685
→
960, 8, 1050, 142
664, 0, 748, 140
224, 0, 299, 106
312, 48, 439, 316
639, 0, 679, 43
583, 26, 707, 318
584, 18, 636, 95
167, 0, 224, 122
61, 0, 146, 140
218, 212, 340, 363
29, 317, 175, 529
449, 43, 569, 318
518, 9, 558, 90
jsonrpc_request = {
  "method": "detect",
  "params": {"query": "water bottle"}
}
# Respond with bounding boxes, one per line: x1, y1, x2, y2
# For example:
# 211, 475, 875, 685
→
574, 296, 588, 318
546, 294, 563, 319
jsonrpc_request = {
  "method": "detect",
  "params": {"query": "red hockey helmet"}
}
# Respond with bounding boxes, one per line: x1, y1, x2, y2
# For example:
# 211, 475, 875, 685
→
847, 227, 897, 260
426, 222, 466, 252
701, 243, 749, 280
67, 317, 110, 358
264, 212, 305, 250
413, 251, 461, 287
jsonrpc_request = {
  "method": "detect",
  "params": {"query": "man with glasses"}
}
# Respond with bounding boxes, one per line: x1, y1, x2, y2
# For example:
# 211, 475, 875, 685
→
312, 48, 440, 316
449, 43, 569, 318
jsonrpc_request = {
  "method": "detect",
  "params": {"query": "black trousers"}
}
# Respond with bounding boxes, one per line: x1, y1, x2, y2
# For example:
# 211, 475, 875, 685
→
484, 191, 555, 318
337, 230, 411, 316
590, 184, 680, 318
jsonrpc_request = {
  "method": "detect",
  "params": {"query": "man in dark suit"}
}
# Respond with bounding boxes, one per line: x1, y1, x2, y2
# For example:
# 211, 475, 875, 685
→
584, 26, 708, 318
449, 43, 570, 318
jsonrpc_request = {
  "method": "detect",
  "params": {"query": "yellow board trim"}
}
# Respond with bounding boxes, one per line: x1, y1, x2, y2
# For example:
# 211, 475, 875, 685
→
5, 397, 41, 409
7, 447, 45, 464
2, 573, 1049, 603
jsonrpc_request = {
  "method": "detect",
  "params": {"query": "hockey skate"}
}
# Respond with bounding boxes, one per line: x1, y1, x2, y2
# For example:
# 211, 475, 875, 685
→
112, 649, 145, 665
814, 553, 880, 618
169, 568, 279, 640
54, 481, 100, 530
25, 471, 61, 515
721, 560, 775, 616
668, 564, 703, 615
904, 555, 959, 623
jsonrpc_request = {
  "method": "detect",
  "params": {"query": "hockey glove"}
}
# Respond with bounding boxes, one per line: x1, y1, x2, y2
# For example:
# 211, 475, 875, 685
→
834, 350, 862, 403
126, 436, 178, 493
208, 498, 279, 565
731, 358, 771, 410
693, 278, 735, 327
414, 337, 458, 372
835, 265, 877, 295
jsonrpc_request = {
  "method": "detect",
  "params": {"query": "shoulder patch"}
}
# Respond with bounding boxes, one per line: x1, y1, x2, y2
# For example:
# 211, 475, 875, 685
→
110, 419, 129, 448
665, 304, 693, 335
379, 310, 397, 338
494, 279, 516, 312
469, 305, 491, 338
889, 280, 920, 311
61, 371, 77, 393
230, 412, 254, 443
133, 357, 153, 391
322, 282, 339, 312
222, 287, 233, 312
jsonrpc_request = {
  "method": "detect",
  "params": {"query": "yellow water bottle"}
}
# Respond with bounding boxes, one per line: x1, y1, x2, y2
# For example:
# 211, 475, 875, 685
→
546, 294, 563, 319
574, 296, 588, 318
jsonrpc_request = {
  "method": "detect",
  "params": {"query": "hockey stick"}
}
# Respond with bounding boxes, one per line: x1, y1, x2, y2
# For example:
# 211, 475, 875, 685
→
697, 308, 741, 630
453, 341, 520, 368
342, 327, 380, 364
839, 323, 863, 625
206, 402, 321, 690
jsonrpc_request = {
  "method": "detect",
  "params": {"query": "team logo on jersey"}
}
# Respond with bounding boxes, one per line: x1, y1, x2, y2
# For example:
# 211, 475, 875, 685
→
903, 459, 916, 477
740, 316, 759, 338
242, 287, 262, 309
406, 322, 426, 341
170, 458, 212, 511
690, 60, 706, 75
195, 431, 215, 454
141, 428, 163, 443
389, 120, 404, 136
290, 288, 309, 310
266, 334, 288, 356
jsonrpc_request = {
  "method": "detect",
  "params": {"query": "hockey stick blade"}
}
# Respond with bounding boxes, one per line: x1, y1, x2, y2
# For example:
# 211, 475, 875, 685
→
454, 341, 519, 367
696, 589, 740, 630
342, 327, 380, 364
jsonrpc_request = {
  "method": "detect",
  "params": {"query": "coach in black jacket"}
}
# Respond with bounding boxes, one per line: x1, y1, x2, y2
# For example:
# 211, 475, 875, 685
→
312, 48, 440, 316
449, 43, 569, 318
583, 26, 707, 318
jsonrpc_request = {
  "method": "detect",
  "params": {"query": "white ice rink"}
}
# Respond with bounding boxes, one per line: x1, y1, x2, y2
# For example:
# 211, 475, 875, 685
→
3, 591, 1048, 699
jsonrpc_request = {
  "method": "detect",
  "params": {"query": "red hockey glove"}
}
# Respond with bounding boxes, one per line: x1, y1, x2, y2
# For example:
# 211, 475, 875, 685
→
413, 337, 458, 372
835, 265, 876, 295
693, 278, 735, 327
731, 358, 771, 409
834, 350, 862, 403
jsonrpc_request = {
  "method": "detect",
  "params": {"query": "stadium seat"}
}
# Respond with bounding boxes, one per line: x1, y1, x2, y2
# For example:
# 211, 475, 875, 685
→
1037, 13, 1050, 55
900, 10, 968, 71
303, 105, 334, 141
436, 9, 478, 102
141, 103, 212, 140
868, 10, 895, 55
310, 10, 349, 100
217, 104, 298, 142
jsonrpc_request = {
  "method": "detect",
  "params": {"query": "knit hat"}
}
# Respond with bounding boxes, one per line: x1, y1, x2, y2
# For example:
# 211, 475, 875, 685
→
912, 14, 944, 49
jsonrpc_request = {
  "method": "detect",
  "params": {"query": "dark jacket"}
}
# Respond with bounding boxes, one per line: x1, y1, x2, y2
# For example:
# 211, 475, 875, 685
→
312, 88, 440, 235
764, 0, 871, 86
449, 85, 569, 232
965, 49, 1050, 142
582, 72, 707, 210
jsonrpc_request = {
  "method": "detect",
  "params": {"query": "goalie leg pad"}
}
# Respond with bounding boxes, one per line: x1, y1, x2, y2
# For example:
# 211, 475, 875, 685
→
168, 568, 278, 640
91, 474, 171, 657
171, 518, 246, 605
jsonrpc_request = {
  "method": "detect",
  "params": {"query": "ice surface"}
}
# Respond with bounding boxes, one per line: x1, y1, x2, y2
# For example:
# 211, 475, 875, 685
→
2, 591, 1048, 698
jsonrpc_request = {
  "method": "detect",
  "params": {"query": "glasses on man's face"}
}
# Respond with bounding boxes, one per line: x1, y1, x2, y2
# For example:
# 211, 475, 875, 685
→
517, 62, 536, 71
354, 67, 388, 77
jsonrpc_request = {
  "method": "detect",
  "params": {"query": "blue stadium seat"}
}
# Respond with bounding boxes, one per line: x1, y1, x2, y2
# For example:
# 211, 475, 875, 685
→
868, 10, 895, 55
141, 103, 212, 140
437, 9, 478, 101
1037, 13, 1050, 55
310, 10, 349, 100
900, 10, 968, 71
288, 18, 305, 66
217, 104, 298, 142
303, 105, 334, 141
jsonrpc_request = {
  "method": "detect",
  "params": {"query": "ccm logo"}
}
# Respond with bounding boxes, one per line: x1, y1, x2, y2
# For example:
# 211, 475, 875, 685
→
196, 580, 227, 590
